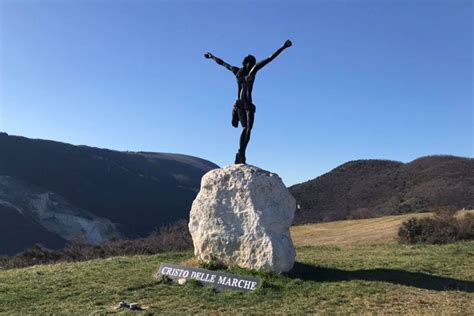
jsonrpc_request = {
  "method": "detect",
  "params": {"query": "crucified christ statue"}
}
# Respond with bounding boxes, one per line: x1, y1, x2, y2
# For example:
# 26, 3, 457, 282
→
205, 39, 292, 164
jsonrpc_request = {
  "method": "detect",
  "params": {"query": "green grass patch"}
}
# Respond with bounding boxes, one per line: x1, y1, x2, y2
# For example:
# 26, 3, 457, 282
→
0, 243, 473, 314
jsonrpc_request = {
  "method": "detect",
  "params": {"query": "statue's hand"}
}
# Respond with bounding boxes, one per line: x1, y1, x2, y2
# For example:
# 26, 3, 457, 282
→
204, 52, 213, 59
284, 40, 292, 48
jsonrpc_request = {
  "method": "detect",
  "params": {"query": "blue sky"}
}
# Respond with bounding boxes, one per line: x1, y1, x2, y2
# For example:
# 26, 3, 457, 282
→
1, 0, 472, 186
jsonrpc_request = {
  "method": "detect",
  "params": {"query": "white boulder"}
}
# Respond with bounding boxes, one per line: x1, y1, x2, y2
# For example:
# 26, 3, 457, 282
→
188, 164, 296, 273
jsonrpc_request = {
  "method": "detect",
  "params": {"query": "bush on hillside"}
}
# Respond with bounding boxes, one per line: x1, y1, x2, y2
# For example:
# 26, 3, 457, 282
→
0, 220, 193, 269
398, 210, 474, 244
348, 208, 375, 220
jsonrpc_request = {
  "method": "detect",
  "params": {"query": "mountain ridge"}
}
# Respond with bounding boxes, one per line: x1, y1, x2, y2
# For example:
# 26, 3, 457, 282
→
290, 155, 473, 224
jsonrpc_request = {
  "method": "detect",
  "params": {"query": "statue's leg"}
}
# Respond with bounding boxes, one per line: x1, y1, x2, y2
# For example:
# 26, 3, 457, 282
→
236, 109, 248, 164
238, 128, 248, 163
244, 111, 254, 148
237, 111, 254, 164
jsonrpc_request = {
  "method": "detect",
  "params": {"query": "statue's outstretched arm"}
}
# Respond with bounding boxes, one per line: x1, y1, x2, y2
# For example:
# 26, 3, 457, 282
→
204, 52, 239, 74
249, 40, 292, 77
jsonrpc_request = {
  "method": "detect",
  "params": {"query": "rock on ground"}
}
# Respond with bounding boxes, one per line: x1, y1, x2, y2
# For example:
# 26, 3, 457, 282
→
188, 164, 296, 273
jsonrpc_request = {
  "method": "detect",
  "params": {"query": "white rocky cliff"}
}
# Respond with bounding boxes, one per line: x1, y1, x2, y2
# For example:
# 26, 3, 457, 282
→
0, 175, 120, 245
188, 164, 296, 273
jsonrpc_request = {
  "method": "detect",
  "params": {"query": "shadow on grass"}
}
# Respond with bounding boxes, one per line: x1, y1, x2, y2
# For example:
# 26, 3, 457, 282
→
287, 262, 474, 293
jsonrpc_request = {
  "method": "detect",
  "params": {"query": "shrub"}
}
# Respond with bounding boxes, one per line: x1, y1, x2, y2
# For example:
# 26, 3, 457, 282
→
349, 208, 374, 220
458, 213, 474, 240
398, 211, 474, 244
198, 256, 226, 270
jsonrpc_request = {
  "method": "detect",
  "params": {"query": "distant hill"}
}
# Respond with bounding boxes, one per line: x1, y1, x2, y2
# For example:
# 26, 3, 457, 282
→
289, 156, 474, 224
0, 133, 218, 255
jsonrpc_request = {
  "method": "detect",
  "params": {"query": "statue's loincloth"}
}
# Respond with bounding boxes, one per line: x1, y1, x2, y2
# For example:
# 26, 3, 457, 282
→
232, 100, 256, 128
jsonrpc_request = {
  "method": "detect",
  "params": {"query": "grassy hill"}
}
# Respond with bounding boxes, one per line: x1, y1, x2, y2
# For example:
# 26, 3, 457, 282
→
0, 213, 472, 314
290, 211, 474, 246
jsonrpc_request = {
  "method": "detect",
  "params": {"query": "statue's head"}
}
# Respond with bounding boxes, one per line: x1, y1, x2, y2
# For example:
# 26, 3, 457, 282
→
242, 55, 256, 71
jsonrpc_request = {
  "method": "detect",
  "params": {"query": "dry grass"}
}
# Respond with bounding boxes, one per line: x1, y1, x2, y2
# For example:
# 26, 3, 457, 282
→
181, 256, 200, 267
291, 210, 474, 247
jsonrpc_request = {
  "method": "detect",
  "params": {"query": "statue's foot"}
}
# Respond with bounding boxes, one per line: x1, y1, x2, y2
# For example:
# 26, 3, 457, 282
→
235, 152, 242, 164
234, 152, 246, 164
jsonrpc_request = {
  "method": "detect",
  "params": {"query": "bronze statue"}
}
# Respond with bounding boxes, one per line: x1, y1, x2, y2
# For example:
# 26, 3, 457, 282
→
205, 40, 292, 164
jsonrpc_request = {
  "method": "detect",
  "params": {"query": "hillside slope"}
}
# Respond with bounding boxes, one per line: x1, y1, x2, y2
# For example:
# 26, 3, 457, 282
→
0, 204, 67, 255
290, 156, 473, 224
0, 242, 472, 313
0, 175, 120, 255
0, 213, 472, 313
0, 133, 218, 254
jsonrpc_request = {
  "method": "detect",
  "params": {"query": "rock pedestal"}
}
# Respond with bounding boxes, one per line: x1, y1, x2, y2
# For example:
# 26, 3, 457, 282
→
188, 164, 296, 273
